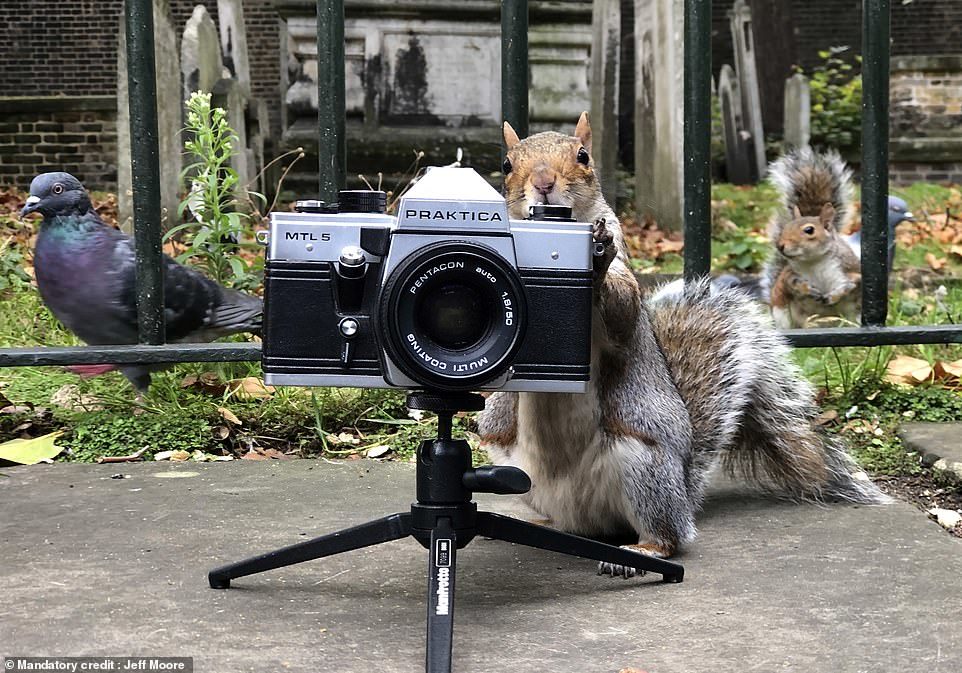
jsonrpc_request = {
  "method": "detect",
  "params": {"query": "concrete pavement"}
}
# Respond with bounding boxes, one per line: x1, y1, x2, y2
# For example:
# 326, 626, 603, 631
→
1, 460, 959, 672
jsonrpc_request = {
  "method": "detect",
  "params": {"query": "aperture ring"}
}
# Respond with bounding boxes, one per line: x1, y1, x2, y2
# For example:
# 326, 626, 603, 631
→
378, 242, 527, 390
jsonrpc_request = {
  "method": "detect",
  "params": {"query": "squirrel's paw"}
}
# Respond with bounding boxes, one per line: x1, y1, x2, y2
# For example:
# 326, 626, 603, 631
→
596, 543, 669, 579
823, 278, 858, 305
597, 559, 643, 579
592, 217, 616, 277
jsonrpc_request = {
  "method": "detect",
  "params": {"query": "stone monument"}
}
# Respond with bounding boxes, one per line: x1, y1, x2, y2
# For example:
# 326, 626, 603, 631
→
116, 0, 182, 232
729, 0, 766, 180
634, 0, 684, 231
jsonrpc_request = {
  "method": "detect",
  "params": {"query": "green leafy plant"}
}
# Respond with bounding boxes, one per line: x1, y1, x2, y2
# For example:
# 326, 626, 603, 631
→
59, 410, 214, 462
167, 91, 263, 290
800, 48, 862, 152
0, 236, 32, 294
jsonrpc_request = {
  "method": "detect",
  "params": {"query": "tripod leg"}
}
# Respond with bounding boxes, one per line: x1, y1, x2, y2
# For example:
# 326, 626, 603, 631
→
209, 512, 413, 588
425, 518, 457, 673
476, 512, 683, 582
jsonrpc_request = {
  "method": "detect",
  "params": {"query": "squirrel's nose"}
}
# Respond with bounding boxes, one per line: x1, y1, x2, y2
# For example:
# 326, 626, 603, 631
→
533, 176, 555, 195
532, 167, 556, 196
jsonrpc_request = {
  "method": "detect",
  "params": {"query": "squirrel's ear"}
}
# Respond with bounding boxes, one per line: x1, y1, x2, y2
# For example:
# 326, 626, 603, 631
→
503, 121, 521, 150
792, 205, 802, 219
819, 202, 836, 227
575, 112, 592, 154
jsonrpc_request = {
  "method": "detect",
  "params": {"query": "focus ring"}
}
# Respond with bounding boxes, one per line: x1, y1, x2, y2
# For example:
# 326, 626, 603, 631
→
377, 241, 527, 391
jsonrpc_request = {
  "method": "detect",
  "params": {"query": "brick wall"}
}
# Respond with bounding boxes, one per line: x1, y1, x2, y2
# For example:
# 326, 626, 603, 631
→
0, 0, 282, 136
888, 56, 962, 185
245, 0, 282, 138
0, 1, 122, 96
0, 99, 117, 190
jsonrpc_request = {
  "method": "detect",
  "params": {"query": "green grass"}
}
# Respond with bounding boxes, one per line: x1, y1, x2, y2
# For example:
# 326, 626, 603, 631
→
3, 182, 962, 482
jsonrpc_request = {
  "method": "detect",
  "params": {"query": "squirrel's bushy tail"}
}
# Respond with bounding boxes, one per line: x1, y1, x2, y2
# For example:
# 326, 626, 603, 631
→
650, 279, 889, 505
768, 147, 855, 227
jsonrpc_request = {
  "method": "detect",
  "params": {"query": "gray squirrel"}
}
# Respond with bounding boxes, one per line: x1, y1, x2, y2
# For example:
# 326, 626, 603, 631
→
762, 149, 862, 329
478, 114, 888, 575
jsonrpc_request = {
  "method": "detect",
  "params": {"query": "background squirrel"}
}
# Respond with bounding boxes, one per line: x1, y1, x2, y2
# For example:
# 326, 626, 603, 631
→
763, 149, 862, 329
478, 115, 887, 575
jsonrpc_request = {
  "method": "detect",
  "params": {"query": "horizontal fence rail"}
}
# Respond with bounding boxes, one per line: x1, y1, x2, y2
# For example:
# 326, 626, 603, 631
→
0, 0, 960, 377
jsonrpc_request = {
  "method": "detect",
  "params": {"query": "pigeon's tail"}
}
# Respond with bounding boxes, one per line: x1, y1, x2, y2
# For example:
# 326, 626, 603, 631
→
210, 289, 264, 337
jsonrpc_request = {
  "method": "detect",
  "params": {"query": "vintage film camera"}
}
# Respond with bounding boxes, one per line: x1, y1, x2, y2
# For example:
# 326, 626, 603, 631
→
261, 166, 594, 392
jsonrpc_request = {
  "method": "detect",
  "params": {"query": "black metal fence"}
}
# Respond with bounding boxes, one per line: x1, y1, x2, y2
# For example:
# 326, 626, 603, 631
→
1, 0, 961, 373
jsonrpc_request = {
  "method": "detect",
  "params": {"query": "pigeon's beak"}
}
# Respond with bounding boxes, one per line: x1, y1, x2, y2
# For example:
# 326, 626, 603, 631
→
20, 195, 41, 217
903, 211, 916, 222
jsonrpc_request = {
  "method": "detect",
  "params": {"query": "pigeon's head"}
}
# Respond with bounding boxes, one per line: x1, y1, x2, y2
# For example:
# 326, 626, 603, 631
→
887, 195, 915, 231
21, 172, 91, 218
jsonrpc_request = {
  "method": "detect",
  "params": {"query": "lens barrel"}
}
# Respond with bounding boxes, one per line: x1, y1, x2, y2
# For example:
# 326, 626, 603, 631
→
378, 242, 527, 390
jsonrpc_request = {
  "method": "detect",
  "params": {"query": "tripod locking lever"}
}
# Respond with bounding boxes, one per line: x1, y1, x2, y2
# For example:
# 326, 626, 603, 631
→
462, 466, 531, 495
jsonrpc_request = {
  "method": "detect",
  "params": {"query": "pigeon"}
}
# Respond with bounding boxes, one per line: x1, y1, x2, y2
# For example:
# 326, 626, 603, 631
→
21, 172, 263, 391
842, 195, 915, 271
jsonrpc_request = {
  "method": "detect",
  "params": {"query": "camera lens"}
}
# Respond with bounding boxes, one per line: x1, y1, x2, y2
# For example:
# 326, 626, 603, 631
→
378, 242, 527, 390
417, 283, 487, 350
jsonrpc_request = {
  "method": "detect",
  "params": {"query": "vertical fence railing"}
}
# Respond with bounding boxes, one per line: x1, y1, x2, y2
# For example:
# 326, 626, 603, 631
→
2, 0, 962, 371
502, 0, 529, 142
124, 0, 166, 345
860, 0, 891, 327
317, 0, 346, 201
682, 0, 712, 282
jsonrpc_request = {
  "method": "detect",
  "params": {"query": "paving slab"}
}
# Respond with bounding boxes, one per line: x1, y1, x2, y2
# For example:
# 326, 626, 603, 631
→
1, 460, 960, 673
899, 421, 962, 479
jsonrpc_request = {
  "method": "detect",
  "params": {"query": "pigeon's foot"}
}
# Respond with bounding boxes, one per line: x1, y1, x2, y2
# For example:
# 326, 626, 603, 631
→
65, 364, 118, 378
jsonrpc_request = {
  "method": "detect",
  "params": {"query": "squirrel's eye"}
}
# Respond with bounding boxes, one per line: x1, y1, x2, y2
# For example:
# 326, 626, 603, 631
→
803, 225, 816, 235
502, 158, 512, 175
52, 183, 64, 195
577, 147, 590, 165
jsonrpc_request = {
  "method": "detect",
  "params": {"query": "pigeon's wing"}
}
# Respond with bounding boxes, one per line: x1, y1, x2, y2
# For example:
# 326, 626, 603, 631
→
114, 236, 262, 342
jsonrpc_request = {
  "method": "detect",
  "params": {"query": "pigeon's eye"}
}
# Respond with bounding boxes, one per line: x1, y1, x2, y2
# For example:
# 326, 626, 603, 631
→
502, 158, 512, 175
52, 183, 64, 195
803, 225, 816, 236
577, 147, 590, 165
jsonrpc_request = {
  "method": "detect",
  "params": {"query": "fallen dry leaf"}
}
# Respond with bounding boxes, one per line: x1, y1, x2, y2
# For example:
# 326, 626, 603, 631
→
227, 377, 275, 400
885, 355, 934, 386
367, 445, 392, 458
658, 238, 685, 254
814, 409, 839, 426
180, 372, 227, 396
924, 252, 946, 271
169, 450, 191, 462
218, 406, 243, 426
940, 359, 962, 380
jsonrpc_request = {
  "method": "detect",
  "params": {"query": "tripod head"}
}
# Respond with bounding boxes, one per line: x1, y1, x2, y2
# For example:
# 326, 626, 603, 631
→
406, 391, 530, 504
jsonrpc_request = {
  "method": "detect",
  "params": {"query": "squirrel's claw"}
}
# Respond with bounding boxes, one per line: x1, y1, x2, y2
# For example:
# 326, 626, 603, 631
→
592, 217, 616, 278
597, 560, 642, 579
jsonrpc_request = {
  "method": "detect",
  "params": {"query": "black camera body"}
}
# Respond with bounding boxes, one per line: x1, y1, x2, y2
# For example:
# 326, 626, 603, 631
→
261, 167, 594, 393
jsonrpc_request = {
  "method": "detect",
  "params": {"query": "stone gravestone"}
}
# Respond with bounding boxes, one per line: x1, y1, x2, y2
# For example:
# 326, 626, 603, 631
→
217, 0, 252, 97
634, 0, 684, 231
590, 0, 621, 206
729, 0, 766, 180
181, 5, 224, 103
718, 64, 752, 185
117, 0, 182, 232
783, 73, 811, 151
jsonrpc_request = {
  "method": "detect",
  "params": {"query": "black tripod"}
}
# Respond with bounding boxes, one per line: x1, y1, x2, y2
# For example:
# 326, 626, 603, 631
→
209, 392, 684, 673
